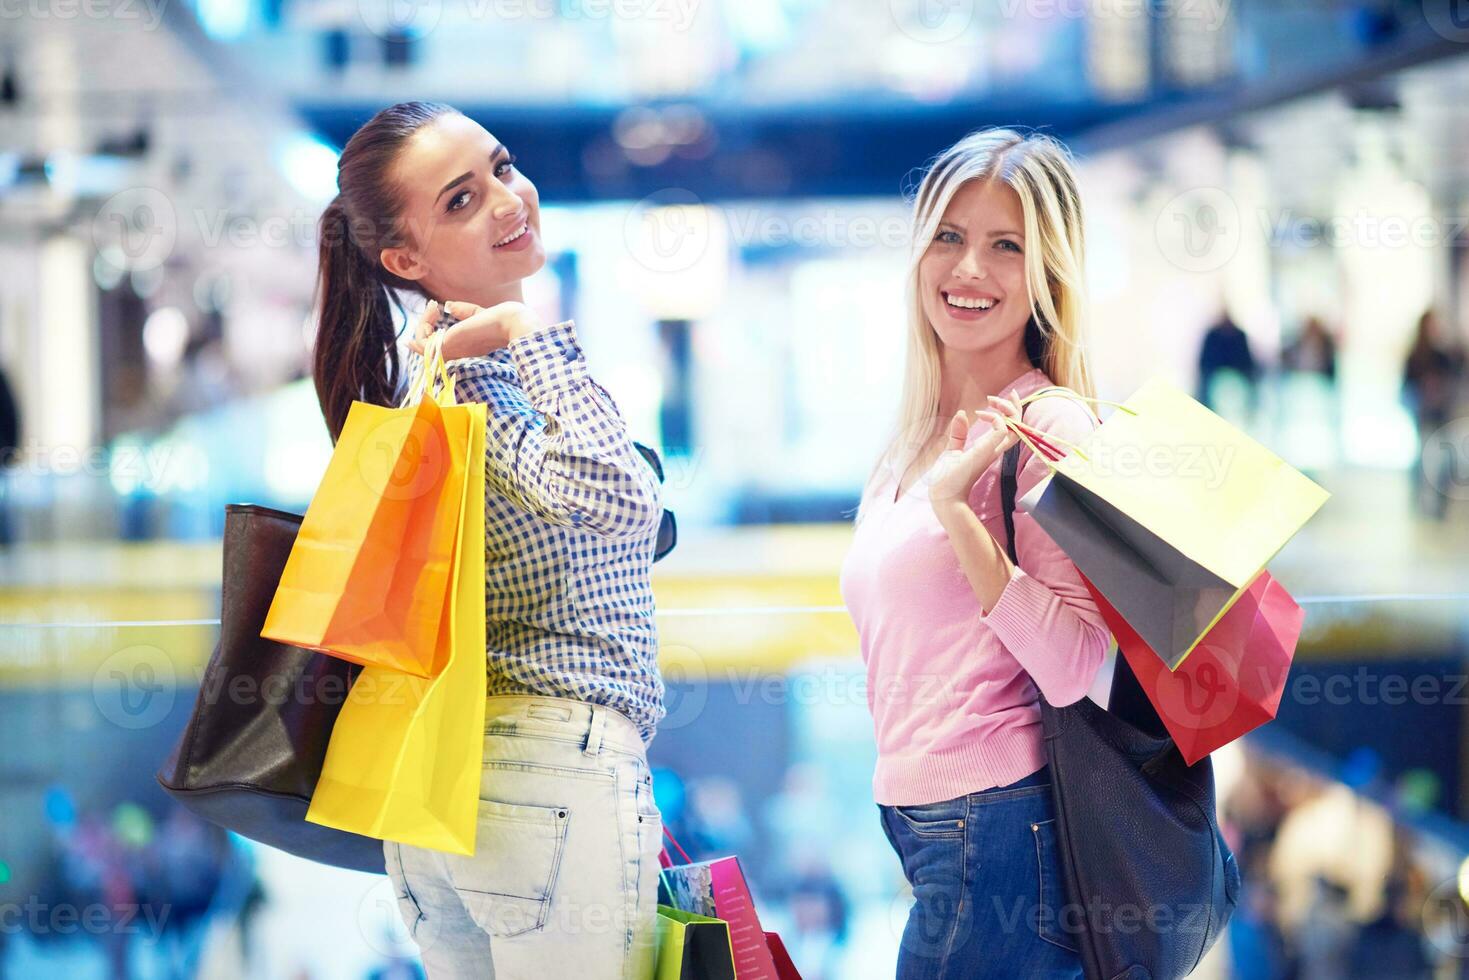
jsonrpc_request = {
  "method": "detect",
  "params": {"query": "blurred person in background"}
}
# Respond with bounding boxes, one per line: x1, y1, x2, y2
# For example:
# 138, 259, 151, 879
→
781, 857, 850, 980
0, 359, 17, 547
1280, 314, 1338, 385
140, 808, 233, 979
1401, 309, 1466, 520
1222, 759, 1293, 979
682, 776, 755, 859
1197, 310, 1261, 416
309, 101, 665, 979
841, 128, 1108, 979
1278, 313, 1343, 468
1296, 876, 1355, 980
1343, 843, 1433, 980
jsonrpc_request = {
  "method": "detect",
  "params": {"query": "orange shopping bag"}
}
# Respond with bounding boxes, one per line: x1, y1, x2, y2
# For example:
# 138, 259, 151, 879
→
262, 335, 466, 677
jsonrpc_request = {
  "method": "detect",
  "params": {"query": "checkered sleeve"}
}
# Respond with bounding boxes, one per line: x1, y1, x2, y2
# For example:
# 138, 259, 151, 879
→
488, 320, 661, 537
401, 322, 651, 541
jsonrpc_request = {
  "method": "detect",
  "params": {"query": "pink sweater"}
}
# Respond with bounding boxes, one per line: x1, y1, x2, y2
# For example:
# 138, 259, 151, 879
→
839, 366, 1111, 806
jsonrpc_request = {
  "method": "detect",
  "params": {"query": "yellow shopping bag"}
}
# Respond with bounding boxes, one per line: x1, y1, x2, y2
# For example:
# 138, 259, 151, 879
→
304, 348, 488, 855
262, 339, 465, 677
1010, 376, 1329, 669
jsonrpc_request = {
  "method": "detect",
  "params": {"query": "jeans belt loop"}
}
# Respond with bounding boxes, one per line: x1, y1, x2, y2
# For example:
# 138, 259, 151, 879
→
583, 705, 607, 757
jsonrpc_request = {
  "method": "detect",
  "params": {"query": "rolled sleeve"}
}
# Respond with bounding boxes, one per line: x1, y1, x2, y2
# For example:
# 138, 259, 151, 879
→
481, 321, 661, 538
509, 319, 591, 399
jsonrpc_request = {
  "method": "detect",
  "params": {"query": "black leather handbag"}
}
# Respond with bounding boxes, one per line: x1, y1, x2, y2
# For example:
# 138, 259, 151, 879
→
158, 444, 676, 874
1000, 440, 1241, 980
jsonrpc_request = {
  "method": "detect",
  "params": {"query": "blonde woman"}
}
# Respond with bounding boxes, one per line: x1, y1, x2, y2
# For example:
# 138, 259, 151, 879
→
839, 129, 1109, 978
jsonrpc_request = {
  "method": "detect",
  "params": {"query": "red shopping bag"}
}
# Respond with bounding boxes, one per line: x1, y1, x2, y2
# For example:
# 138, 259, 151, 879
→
1078, 567, 1301, 765
763, 932, 801, 980
660, 830, 804, 980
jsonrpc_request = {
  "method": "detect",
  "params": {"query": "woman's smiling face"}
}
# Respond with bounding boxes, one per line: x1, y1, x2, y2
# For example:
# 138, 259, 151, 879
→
383, 112, 546, 303
918, 178, 1032, 357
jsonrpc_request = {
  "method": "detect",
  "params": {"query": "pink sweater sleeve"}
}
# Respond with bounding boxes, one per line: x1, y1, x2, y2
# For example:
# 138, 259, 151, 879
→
976, 395, 1111, 705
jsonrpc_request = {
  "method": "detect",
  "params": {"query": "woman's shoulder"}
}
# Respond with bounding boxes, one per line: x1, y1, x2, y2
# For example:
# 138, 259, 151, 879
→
446, 355, 522, 401
1018, 377, 1099, 442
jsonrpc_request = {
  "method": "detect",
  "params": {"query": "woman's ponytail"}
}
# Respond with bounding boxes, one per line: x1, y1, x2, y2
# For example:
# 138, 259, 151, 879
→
309, 100, 458, 444
313, 196, 400, 443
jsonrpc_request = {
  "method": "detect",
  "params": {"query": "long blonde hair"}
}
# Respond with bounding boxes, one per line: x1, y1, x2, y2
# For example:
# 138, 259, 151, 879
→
857, 128, 1096, 520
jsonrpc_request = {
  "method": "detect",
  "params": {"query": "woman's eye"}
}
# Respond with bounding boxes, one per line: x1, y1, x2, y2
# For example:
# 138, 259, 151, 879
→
935, 230, 960, 244
447, 189, 472, 212
996, 238, 1022, 253
494, 154, 517, 178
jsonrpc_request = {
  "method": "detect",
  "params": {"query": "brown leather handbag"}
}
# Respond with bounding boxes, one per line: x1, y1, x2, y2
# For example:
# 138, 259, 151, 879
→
156, 503, 386, 874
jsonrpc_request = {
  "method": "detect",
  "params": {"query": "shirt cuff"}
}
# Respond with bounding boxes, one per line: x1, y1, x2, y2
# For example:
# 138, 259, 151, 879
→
508, 319, 587, 400
977, 563, 1053, 651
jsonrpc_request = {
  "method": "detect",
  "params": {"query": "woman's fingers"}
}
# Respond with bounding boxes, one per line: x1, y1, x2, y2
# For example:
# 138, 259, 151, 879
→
945, 411, 970, 452
975, 407, 1003, 429
442, 300, 480, 322
986, 390, 1021, 420
408, 300, 442, 354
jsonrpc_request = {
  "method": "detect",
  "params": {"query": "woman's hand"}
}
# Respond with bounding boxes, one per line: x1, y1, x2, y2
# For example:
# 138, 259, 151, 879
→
408, 299, 546, 360
928, 388, 1024, 519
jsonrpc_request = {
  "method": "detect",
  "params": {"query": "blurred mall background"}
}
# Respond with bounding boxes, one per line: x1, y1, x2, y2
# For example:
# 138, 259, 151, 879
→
4, 0, 1469, 976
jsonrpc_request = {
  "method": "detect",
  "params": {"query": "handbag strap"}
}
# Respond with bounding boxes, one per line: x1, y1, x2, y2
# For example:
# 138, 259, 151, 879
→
1000, 440, 1023, 567
1003, 407, 1183, 758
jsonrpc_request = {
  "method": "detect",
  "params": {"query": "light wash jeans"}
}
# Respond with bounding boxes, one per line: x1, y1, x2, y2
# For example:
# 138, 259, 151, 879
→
385, 694, 663, 979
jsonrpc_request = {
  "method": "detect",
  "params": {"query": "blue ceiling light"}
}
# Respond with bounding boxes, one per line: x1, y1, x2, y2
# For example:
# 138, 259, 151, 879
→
194, 0, 251, 40
726, 0, 793, 55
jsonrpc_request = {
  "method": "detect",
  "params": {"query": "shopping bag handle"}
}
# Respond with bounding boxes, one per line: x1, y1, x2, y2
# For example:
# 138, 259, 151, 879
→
405, 332, 458, 407
998, 385, 1137, 467
659, 825, 694, 868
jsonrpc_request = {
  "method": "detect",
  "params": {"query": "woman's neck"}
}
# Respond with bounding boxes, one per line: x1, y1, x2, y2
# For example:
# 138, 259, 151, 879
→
436, 280, 526, 308
936, 344, 1034, 420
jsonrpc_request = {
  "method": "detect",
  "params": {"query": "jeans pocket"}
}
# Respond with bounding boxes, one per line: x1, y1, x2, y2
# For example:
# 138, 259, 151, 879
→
1030, 818, 1079, 952
634, 758, 660, 820
449, 798, 571, 939
893, 799, 967, 837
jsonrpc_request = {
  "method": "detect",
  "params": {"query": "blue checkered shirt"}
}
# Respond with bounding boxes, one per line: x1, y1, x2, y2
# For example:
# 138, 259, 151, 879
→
397, 320, 666, 743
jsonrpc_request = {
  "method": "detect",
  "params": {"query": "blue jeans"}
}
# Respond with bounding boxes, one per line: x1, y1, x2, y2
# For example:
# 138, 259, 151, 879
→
879, 765, 1084, 979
